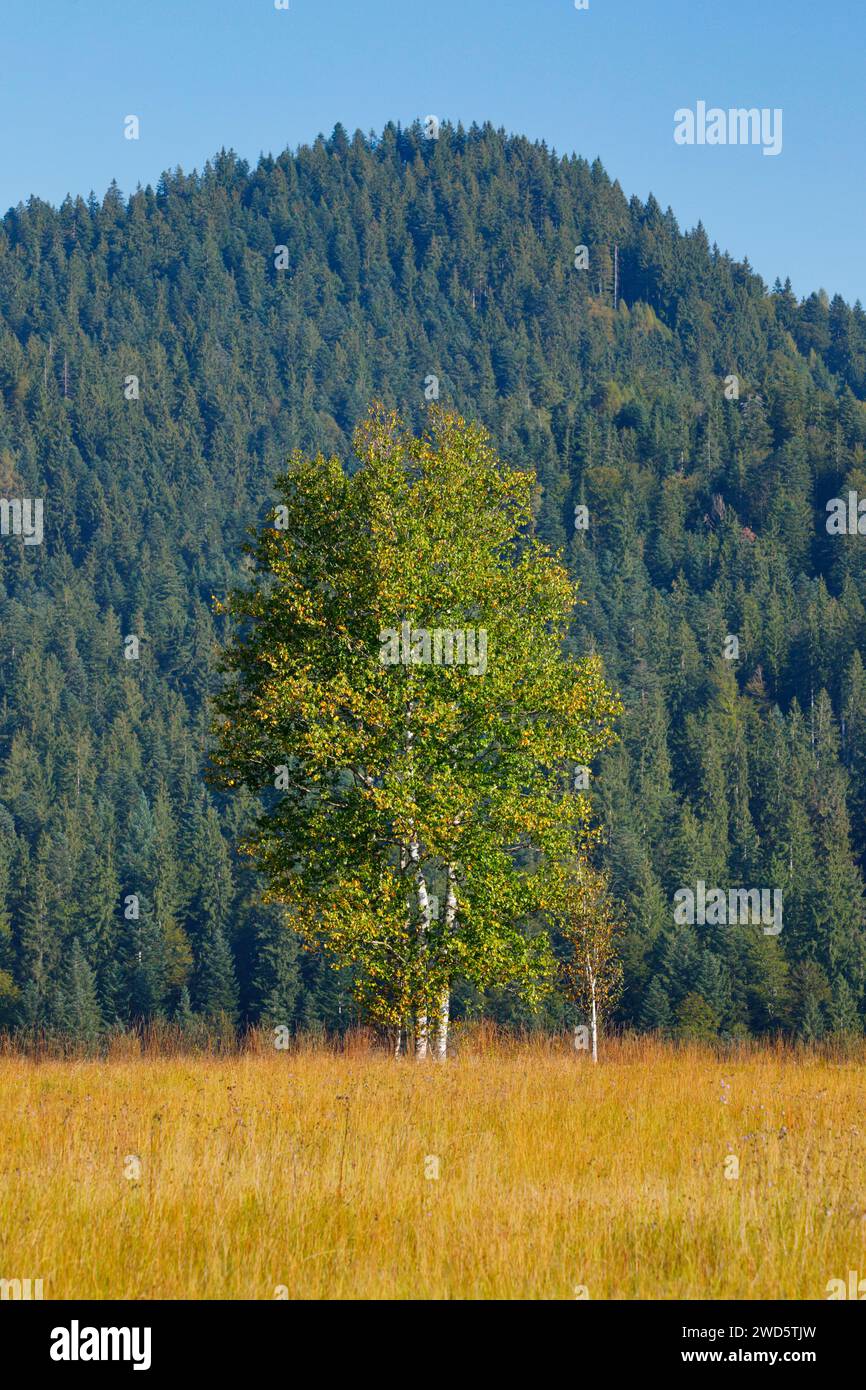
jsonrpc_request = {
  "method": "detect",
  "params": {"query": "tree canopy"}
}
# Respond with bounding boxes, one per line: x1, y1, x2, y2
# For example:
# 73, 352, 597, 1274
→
210, 406, 620, 1052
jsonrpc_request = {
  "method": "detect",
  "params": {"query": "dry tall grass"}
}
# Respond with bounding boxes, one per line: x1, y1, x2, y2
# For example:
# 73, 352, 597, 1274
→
1, 1031, 864, 1299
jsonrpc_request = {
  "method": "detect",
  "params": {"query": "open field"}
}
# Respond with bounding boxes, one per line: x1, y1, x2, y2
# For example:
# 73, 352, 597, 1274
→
1, 1033, 864, 1300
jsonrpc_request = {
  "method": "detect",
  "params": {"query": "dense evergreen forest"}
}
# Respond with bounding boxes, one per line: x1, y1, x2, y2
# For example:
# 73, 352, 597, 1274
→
1, 120, 865, 1043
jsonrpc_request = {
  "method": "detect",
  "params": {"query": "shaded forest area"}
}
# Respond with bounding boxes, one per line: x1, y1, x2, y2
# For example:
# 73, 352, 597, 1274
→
1, 120, 865, 1041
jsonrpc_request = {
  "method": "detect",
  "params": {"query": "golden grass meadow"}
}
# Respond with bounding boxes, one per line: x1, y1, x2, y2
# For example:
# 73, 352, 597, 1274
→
1, 1031, 865, 1301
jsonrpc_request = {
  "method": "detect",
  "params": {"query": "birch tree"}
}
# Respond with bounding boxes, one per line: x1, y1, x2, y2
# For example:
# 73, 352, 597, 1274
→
210, 406, 621, 1055
559, 858, 624, 1063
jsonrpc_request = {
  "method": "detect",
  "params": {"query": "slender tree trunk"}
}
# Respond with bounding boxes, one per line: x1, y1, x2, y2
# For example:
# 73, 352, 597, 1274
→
588, 955, 598, 1063
434, 988, 449, 1060
404, 698, 430, 1062
409, 834, 432, 1061
433, 866, 458, 1060
394, 1029, 403, 1058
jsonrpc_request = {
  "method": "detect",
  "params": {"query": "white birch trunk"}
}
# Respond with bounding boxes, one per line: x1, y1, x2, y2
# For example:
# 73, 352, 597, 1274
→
410, 839, 432, 1061
403, 700, 430, 1061
433, 865, 458, 1060
587, 952, 598, 1063
434, 988, 449, 1060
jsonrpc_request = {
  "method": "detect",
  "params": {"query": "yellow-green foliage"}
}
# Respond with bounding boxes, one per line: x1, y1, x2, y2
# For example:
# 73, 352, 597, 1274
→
1, 1036, 863, 1299
210, 407, 622, 1031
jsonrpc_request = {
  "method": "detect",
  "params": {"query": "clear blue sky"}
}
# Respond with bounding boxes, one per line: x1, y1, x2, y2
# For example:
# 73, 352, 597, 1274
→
2, 0, 862, 303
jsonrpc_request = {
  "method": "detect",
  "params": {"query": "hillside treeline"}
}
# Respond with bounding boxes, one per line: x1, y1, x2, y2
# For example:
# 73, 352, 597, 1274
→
1, 121, 865, 1040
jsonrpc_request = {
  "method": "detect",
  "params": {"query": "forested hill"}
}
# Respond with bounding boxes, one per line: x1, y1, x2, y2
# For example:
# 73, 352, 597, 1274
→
2, 120, 865, 1041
